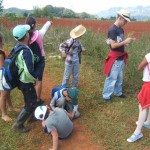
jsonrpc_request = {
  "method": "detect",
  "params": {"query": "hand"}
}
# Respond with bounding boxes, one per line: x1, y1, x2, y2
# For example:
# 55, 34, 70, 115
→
82, 48, 86, 51
125, 37, 135, 44
50, 21, 53, 25
61, 51, 67, 58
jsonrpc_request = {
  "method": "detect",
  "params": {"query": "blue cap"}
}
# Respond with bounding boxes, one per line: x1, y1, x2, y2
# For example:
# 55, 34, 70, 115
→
13, 24, 30, 40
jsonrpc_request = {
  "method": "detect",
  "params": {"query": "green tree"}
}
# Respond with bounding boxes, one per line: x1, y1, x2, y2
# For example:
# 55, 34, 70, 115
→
32, 6, 43, 17
0, 0, 3, 15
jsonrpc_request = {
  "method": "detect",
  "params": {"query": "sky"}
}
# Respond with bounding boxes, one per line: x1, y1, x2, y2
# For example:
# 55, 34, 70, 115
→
3, 0, 150, 14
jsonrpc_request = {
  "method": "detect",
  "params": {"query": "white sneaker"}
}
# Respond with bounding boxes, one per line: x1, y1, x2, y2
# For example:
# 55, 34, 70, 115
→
127, 133, 143, 143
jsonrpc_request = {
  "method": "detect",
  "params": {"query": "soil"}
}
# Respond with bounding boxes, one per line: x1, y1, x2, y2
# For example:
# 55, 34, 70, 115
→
31, 72, 103, 150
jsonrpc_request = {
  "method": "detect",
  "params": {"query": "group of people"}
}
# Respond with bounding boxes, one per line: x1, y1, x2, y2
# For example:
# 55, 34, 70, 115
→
0, 15, 86, 149
0, 8, 150, 149
102, 9, 150, 143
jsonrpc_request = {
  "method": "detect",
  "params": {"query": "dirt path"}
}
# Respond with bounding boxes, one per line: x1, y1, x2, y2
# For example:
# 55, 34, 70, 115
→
36, 72, 103, 150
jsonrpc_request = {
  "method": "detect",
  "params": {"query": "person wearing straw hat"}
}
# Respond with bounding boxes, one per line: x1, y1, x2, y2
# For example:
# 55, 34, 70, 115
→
59, 25, 86, 88
102, 9, 135, 102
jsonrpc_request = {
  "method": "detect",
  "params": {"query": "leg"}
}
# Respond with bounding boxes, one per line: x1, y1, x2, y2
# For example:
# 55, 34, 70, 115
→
72, 61, 80, 88
65, 102, 80, 119
34, 58, 45, 104
127, 104, 146, 142
114, 61, 124, 96
12, 83, 37, 132
143, 107, 150, 128
7, 91, 20, 112
102, 60, 119, 100
62, 64, 73, 86
0, 90, 12, 121
35, 80, 44, 105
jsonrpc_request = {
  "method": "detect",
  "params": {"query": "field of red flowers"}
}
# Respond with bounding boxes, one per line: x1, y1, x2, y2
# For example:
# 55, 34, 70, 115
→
0, 17, 150, 38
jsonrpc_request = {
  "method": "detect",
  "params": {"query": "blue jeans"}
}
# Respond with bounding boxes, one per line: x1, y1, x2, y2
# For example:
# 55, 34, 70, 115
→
62, 61, 80, 88
102, 60, 124, 100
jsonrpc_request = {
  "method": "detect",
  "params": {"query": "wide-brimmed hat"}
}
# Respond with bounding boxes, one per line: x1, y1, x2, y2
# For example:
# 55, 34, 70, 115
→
117, 9, 131, 22
70, 25, 86, 39
67, 88, 78, 105
13, 24, 30, 40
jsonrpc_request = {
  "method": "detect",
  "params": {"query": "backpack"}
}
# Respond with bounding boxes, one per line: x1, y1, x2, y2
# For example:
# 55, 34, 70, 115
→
51, 84, 68, 99
29, 41, 42, 64
0, 44, 27, 90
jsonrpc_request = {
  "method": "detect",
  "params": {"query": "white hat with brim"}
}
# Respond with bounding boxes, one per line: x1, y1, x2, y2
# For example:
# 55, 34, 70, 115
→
13, 24, 30, 40
70, 25, 86, 39
117, 9, 131, 22
34, 106, 47, 120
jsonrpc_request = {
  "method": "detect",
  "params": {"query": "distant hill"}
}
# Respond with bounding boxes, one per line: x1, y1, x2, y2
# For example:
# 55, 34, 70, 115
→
3, 7, 32, 14
2, 5, 97, 19
96, 6, 150, 21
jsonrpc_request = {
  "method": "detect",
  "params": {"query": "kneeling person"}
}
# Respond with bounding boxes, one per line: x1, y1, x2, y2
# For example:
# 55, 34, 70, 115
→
34, 106, 74, 150
50, 87, 80, 119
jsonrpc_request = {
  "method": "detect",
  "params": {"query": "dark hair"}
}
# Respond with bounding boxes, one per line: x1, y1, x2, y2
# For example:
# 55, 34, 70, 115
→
0, 32, 3, 43
26, 16, 36, 29
26, 16, 36, 39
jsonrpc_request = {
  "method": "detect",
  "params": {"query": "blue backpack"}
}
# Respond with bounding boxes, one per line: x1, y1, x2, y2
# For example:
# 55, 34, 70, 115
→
0, 44, 28, 90
51, 84, 68, 99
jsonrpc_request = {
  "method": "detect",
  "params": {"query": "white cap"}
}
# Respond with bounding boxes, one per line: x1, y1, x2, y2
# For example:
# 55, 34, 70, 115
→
34, 106, 47, 120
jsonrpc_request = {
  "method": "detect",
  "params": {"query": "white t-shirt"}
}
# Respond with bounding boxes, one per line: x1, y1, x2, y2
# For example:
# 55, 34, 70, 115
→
143, 53, 150, 81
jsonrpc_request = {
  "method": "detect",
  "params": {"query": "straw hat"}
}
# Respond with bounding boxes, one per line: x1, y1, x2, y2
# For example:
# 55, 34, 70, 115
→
70, 25, 86, 39
117, 9, 131, 22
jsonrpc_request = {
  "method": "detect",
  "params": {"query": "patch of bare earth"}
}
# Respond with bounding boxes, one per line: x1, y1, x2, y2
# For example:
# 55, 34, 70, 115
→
29, 72, 103, 150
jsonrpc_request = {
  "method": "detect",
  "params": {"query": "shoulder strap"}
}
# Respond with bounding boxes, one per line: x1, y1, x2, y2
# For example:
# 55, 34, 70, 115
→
65, 39, 75, 54
8, 44, 28, 58
57, 90, 61, 99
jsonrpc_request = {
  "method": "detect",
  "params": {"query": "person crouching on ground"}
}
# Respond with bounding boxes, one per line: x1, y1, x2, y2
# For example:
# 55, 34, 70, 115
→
50, 87, 80, 120
34, 106, 74, 150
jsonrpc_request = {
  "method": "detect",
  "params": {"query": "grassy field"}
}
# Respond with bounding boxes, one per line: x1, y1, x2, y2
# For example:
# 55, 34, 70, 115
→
1, 25, 150, 150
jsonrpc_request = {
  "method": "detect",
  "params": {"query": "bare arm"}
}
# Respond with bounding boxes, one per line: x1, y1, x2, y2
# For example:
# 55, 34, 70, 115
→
110, 37, 135, 49
0, 54, 4, 68
50, 129, 59, 150
138, 57, 148, 71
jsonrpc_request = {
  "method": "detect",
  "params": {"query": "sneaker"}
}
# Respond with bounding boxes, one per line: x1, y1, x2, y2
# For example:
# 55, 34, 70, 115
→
143, 124, 150, 129
103, 98, 112, 103
136, 121, 150, 129
118, 94, 126, 98
127, 133, 143, 142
